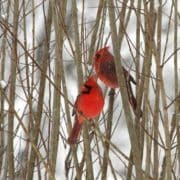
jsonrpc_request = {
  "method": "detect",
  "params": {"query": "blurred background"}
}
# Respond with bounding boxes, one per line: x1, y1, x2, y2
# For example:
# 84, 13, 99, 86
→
0, 0, 179, 179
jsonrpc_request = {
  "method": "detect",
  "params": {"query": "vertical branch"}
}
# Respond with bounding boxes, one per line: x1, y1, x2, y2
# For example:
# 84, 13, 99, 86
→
174, 0, 178, 102
159, 4, 174, 180
135, 0, 142, 88
88, 0, 104, 64
0, 0, 11, 176
173, 0, 179, 171
26, 12, 37, 176
153, 1, 162, 179
72, 0, 83, 86
7, 0, 19, 178
159, 69, 172, 180
63, 16, 83, 180
63, 7, 82, 179
27, 2, 53, 179
154, 3, 172, 178
107, 0, 143, 179
117, 0, 128, 47
50, 0, 67, 177
157, 6, 172, 178
127, 1, 142, 179
143, 1, 156, 177
101, 89, 114, 180
20, 0, 31, 178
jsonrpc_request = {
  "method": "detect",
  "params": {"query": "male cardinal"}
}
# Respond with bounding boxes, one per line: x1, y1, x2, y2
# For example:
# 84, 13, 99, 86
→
68, 75, 104, 144
93, 47, 141, 115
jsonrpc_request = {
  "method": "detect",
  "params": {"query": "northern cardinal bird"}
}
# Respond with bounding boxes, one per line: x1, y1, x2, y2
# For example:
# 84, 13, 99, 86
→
93, 47, 141, 115
68, 75, 104, 144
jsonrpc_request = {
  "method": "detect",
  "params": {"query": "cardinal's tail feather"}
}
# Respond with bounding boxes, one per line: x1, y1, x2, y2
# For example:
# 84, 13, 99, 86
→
129, 75, 136, 85
126, 80, 142, 117
123, 68, 136, 85
68, 116, 83, 144
126, 80, 137, 109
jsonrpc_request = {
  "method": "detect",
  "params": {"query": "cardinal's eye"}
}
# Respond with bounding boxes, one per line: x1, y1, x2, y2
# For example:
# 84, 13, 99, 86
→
82, 84, 92, 94
95, 53, 101, 59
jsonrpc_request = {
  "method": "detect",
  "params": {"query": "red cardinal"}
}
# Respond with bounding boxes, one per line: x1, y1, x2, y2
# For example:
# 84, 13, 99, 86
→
68, 75, 104, 144
93, 47, 141, 115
